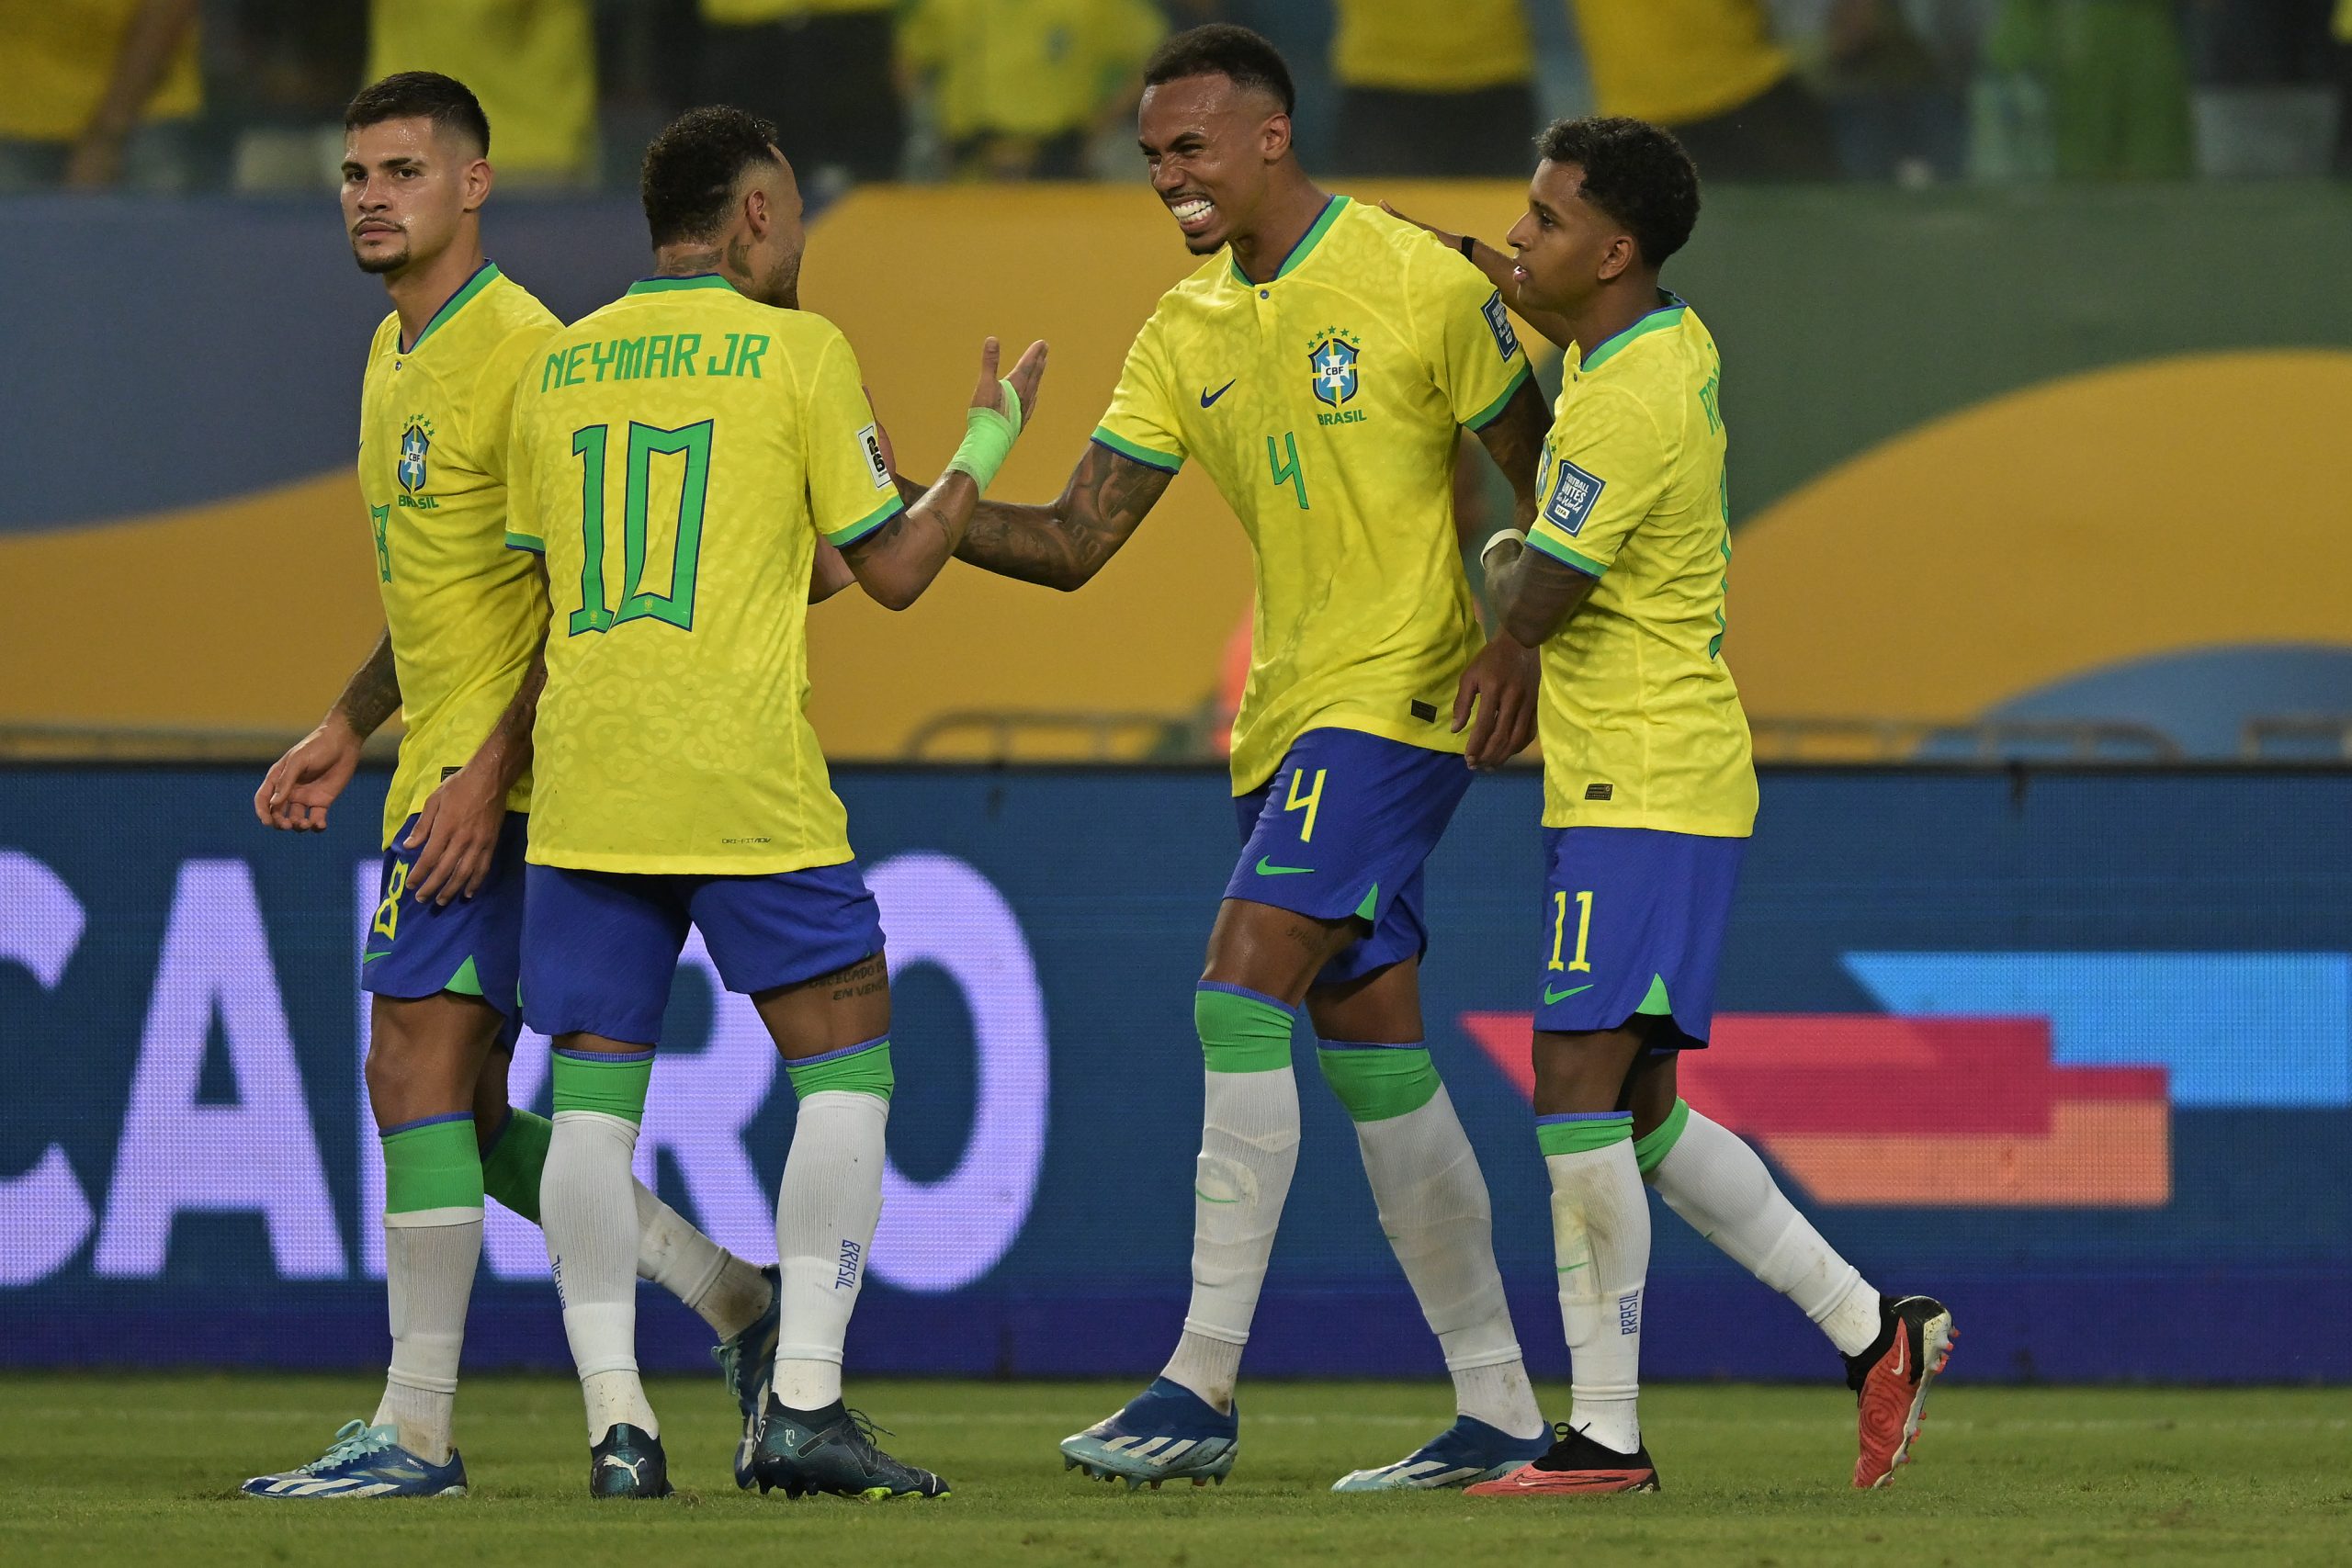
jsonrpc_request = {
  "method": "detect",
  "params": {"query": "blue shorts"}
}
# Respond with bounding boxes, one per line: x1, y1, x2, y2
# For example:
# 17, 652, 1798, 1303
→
1225, 728, 1473, 987
520, 859, 884, 1044
361, 811, 526, 1040
1533, 827, 1747, 1049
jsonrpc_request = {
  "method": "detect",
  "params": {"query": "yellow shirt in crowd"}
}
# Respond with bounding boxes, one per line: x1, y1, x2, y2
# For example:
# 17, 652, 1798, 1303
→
1571, 0, 1791, 125
0, 0, 201, 141
899, 0, 1165, 140
368, 0, 596, 178
1331, 0, 1533, 93
702, 0, 894, 21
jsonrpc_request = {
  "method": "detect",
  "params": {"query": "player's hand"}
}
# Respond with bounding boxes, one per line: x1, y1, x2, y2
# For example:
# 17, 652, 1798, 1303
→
972, 336, 1050, 431
1379, 200, 1464, 254
1453, 636, 1539, 770
254, 716, 363, 831
404, 763, 506, 906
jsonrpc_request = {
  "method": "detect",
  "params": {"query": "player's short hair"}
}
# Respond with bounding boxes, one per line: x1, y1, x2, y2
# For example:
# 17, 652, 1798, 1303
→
1143, 24, 1295, 116
345, 72, 491, 156
1536, 116, 1701, 268
640, 105, 784, 248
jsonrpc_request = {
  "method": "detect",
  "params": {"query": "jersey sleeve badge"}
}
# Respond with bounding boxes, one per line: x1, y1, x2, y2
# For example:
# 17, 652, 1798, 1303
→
1544, 456, 1605, 536
1482, 292, 1521, 361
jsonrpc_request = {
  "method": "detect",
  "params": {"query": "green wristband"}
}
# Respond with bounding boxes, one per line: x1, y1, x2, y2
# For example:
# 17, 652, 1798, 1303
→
944, 378, 1024, 491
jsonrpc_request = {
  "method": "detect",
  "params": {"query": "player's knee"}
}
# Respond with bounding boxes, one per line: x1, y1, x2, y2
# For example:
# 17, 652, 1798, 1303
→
1315, 1042, 1440, 1122
1194, 983, 1298, 1073
786, 1034, 894, 1102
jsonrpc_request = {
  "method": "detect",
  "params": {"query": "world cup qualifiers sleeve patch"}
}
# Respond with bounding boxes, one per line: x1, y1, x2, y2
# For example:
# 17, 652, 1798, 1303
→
858, 423, 892, 490
1544, 457, 1606, 536
1482, 292, 1521, 361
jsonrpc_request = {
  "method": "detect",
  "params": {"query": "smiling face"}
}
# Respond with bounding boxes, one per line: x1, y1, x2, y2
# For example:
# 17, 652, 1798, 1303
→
340, 116, 488, 277
1504, 158, 1634, 318
1136, 73, 1289, 255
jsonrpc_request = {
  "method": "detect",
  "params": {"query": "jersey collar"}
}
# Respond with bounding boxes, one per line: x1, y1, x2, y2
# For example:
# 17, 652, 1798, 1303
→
401, 261, 501, 355
1578, 290, 1688, 374
625, 273, 738, 296
1227, 195, 1350, 288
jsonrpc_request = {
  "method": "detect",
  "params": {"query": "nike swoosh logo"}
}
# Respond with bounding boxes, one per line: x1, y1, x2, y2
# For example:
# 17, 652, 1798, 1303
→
1892, 1330, 1908, 1380
362, 952, 390, 963
1193, 1187, 1238, 1204
1543, 983, 1594, 1004
1200, 379, 1236, 407
1254, 856, 1312, 875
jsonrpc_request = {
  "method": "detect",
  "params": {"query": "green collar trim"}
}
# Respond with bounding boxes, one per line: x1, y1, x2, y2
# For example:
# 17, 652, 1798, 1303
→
625, 274, 737, 296
1229, 195, 1350, 288
403, 261, 501, 354
1578, 292, 1687, 373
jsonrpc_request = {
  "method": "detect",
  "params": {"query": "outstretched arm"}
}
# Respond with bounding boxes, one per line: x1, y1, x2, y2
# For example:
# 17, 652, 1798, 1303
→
944, 441, 1174, 592
1380, 200, 1581, 354
841, 336, 1048, 611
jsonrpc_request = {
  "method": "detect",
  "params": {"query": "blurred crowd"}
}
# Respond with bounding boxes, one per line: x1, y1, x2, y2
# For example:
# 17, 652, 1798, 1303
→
6, 0, 2351, 193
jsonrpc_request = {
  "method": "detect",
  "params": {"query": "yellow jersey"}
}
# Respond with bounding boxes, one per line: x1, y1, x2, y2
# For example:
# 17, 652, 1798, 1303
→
358, 262, 558, 849
1570, 0, 1791, 126
0, 0, 200, 141
899, 0, 1165, 140
1528, 296, 1755, 838
1332, 0, 1533, 93
505, 275, 902, 874
703, 0, 891, 20
1095, 197, 1532, 795
368, 0, 595, 179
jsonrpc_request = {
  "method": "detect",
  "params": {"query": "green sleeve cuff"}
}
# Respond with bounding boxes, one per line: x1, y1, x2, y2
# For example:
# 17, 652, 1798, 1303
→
504, 531, 545, 554
1526, 527, 1607, 578
825, 497, 902, 549
1091, 426, 1183, 473
1462, 359, 1532, 433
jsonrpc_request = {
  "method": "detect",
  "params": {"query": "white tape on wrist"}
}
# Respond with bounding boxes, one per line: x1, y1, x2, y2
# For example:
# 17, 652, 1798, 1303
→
1480, 527, 1528, 564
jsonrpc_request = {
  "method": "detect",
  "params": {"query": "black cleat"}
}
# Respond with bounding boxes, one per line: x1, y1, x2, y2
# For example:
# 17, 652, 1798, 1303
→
752, 1395, 950, 1501
1466, 1424, 1660, 1495
588, 1423, 673, 1499
1844, 1293, 1956, 1488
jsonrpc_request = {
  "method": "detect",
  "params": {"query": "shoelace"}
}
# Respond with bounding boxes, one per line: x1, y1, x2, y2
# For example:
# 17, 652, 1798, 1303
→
299, 1420, 393, 1473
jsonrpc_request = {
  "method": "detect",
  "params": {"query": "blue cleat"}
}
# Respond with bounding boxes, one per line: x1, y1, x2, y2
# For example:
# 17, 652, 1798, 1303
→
240, 1419, 467, 1500
589, 1422, 673, 1499
752, 1396, 950, 1500
714, 1262, 783, 1489
1329, 1415, 1553, 1492
1059, 1378, 1238, 1489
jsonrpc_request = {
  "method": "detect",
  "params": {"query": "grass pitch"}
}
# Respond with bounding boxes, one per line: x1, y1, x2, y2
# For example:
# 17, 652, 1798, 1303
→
6, 1374, 2346, 1566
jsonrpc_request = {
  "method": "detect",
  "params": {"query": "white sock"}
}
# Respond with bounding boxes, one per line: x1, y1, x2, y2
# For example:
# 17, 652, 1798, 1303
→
1546, 1138, 1649, 1455
1354, 1088, 1544, 1438
772, 1089, 888, 1412
375, 1208, 480, 1464
634, 1185, 772, 1339
544, 1110, 658, 1439
1651, 1109, 1881, 1357
1161, 1063, 1300, 1414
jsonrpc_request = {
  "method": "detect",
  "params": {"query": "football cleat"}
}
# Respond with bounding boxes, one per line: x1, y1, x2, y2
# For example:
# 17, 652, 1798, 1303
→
714, 1262, 784, 1489
588, 1423, 673, 1499
240, 1419, 468, 1500
1846, 1292, 1956, 1488
752, 1396, 949, 1500
1058, 1377, 1238, 1489
1330, 1414, 1552, 1492
1464, 1424, 1660, 1495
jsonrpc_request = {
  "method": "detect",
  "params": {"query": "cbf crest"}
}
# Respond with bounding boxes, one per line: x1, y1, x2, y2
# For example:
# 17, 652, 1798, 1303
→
397, 416, 434, 494
1307, 326, 1362, 408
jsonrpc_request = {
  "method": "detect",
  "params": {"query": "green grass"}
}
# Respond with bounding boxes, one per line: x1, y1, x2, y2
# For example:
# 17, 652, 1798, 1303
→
5, 1375, 2347, 1566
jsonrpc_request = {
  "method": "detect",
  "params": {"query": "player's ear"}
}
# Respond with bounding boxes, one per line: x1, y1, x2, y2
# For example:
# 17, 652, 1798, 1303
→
462, 155, 493, 213
1596, 233, 1634, 284
1261, 111, 1291, 165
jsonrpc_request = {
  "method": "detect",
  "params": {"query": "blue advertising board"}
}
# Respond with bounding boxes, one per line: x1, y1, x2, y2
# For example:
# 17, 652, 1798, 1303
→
3, 765, 2346, 1382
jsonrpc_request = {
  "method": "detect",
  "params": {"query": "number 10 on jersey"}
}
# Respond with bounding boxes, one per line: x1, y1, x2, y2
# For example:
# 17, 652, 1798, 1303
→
569, 419, 712, 636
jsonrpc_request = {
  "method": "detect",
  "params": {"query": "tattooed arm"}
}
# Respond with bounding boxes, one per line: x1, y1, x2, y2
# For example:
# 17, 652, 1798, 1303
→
1470, 378, 1549, 533
254, 626, 400, 832
949, 441, 1174, 592
1484, 537, 1600, 649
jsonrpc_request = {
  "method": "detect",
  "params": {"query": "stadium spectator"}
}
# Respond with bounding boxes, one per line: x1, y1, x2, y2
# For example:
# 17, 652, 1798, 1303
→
1815, 0, 1972, 183
1984, 0, 2191, 178
0, 0, 201, 190
697, 0, 905, 186
898, 0, 1167, 181
1568, 0, 1840, 180
1326, 0, 1539, 176
367, 0, 598, 186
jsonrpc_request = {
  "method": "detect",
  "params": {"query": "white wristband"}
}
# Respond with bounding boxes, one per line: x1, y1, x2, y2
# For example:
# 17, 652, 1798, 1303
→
1480, 527, 1528, 564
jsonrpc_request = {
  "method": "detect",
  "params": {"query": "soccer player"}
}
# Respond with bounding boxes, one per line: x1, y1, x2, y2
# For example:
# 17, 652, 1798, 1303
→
941, 26, 1558, 1491
1408, 118, 1957, 1496
503, 105, 1046, 1501
242, 73, 778, 1502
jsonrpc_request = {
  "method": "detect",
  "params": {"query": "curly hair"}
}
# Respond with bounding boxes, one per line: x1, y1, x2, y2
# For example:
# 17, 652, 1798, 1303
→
1536, 117, 1701, 268
640, 105, 782, 248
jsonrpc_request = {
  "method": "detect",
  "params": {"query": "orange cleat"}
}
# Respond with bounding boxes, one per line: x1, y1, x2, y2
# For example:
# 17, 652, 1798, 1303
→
1844, 1293, 1956, 1489
1464, 1426, 1659, 1495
